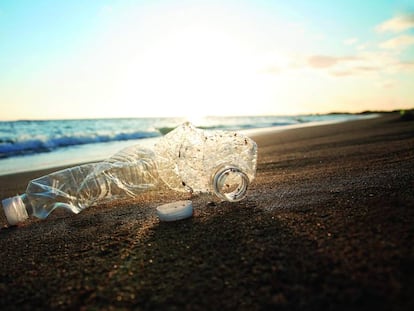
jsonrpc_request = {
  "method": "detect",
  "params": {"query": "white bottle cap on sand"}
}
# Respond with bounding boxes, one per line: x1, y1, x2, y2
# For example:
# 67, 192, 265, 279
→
156, 200, 193, 222
2, 196, 28, 226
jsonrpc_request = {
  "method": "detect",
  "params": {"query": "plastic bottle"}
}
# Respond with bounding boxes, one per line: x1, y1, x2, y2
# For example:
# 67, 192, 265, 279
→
2, 122, 257, 225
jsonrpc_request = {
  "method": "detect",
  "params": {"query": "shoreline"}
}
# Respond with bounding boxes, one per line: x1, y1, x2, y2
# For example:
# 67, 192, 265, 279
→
0, 112, 413, 310
0, 113, 378, 177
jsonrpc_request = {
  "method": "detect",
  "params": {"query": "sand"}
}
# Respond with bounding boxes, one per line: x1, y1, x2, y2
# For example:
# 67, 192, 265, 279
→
0, 113, 413, 310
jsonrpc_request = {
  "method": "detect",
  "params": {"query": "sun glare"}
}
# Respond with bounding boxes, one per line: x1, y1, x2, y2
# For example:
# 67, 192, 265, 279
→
1, 1, 413, 121
184, 112, 207, 126
108, 6, 277, 117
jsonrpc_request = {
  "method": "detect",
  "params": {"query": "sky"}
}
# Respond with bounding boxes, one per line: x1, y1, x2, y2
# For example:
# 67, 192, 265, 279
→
0, 0, 413, 120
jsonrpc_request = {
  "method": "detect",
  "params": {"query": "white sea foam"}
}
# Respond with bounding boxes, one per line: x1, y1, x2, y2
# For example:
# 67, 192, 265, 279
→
0, 114, 375, 175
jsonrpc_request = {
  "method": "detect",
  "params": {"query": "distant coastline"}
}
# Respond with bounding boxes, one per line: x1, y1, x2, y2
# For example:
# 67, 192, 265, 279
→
0, 111, 406, 176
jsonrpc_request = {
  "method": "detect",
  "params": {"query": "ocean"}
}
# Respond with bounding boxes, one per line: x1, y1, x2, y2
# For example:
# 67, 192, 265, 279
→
0, 114, 375, 176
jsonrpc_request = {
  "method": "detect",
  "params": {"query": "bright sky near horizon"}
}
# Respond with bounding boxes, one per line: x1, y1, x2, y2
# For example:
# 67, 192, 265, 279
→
0, 0, 413, 120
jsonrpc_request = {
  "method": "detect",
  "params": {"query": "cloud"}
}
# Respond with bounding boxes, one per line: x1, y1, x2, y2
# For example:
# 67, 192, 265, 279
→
356, 44, 368, 51
344, 38, 358, 45
308, 55, 338, 68
262, 66, 281, 74
355, 65, 380, 72
330, 65, 381, 77
330, 70, 354, 77
379, 34, 414, 50
306, 51, 414, 77
307, 55, 375, 77
376, 13, 414, 33
395, 60, 414, 71
273, 48, 414, 79
307, 55, 359, 68
379, 80, 395, 89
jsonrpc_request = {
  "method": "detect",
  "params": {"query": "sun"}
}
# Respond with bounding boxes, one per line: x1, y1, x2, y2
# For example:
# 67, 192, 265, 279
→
107, 5, 280, 118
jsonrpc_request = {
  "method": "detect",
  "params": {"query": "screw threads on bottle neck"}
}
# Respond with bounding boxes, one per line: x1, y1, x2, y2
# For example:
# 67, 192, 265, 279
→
212, 165, 249, 202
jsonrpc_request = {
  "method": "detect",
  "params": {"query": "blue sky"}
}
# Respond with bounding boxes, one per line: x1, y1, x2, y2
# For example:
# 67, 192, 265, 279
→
0, 0, 413, 120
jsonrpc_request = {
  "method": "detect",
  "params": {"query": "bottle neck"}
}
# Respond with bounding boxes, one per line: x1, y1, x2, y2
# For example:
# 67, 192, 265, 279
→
20, 194, 33, 215
212, 165, 250, 202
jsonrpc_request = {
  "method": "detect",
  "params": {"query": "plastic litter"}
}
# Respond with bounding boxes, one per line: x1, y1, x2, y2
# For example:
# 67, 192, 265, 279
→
156, 200, 193, 222
2, 122, 257, 225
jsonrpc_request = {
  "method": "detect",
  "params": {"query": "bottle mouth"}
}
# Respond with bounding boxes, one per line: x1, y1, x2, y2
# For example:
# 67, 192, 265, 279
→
212, 165, 250, 202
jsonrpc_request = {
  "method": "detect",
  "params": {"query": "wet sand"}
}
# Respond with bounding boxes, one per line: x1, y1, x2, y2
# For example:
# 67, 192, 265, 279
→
0, 113, 413, 310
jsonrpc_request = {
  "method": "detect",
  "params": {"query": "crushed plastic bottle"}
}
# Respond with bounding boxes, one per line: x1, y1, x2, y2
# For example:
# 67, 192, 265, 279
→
2, 122, 257, 225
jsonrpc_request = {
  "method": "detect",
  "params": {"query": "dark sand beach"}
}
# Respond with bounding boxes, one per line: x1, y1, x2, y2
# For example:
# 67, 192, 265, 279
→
0, 113, 413, 310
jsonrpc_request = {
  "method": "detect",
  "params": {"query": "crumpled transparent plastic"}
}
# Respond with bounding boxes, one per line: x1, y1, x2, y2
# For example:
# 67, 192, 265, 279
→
1, 122, 257, 225
155, 122, 257, 200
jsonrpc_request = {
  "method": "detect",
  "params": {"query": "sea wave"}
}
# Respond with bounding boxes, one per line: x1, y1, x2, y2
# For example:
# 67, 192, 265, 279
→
0, 131, 160, 158
0, 114, 372, 160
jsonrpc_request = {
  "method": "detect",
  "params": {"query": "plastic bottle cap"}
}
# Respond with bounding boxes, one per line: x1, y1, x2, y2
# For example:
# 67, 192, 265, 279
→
2, 196, 28, 226
156, 200, 193, 222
